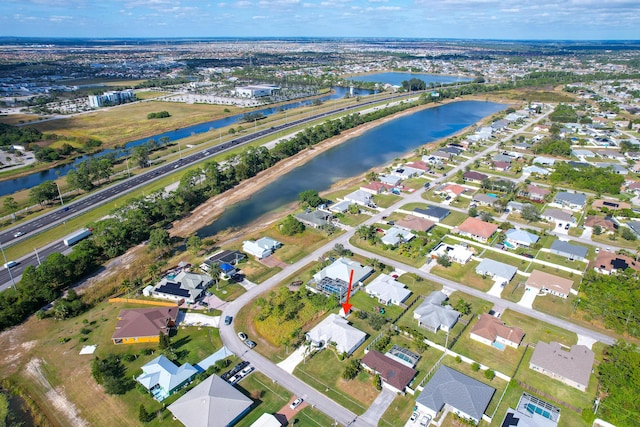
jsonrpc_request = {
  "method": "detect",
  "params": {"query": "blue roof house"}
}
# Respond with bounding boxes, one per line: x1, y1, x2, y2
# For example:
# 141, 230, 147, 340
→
137, 355, 199, 401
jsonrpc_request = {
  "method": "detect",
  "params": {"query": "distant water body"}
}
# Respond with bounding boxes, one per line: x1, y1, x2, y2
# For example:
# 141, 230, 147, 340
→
347, 72, 473, 86
197, 100, 503, 237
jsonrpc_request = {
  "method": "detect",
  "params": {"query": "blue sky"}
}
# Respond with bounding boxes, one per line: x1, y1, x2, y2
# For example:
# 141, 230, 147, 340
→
1, 0, 638, 40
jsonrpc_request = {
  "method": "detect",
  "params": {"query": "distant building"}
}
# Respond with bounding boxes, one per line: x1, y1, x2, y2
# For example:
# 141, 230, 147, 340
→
88, 89, 135, 108
234, 84, 280, 98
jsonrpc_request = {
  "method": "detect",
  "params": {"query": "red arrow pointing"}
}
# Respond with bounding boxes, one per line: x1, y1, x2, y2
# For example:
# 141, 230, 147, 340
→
342, 269, 354, 315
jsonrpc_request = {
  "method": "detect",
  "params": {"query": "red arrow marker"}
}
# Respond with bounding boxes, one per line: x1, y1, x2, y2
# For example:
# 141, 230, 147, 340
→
342, 269, 354, 315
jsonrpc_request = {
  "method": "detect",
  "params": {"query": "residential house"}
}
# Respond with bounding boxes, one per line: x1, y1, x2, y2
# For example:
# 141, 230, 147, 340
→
551, 192, 586, 211
549, 240, 588, 261
405, 160, 430, 173
475, 259, 518, 283
524, 270, 574, 299
529, 342, 595, 391
295, 209, 334, 228
151, 271, 213, 304
112, 306, 178, 345
519, 184, 550, 202
506, 201, 531, 214
522, 165, 549, 176
463, 171, 488, 184
242, 237, 281, 259
628, 221, 640, 237
416, 365, 496, 425
502, 393, 561, 427
493, 153, 513, 164
430, 243, 473, 265
381, 226, 415, 246
312, 257, 373, 301
136, 355, 198, 401
343, 189, 375, 208
505, 229, 539, 248
360, 181, 392, 195
413, 291, 460, 333
584, 216, 617, 234
513, 142, 532, 151
360, 350, 417, 394
440, 183, 467, 199
543, 208, 575, 225
456, 217, 499, 243
365, 274, 411, 306
532, 156, 556, 166
441, 146, 463, 156
200, 250, 245, 273
592, 199, 630, 212
391, 165, 423, 179
595, 163, 628, 175
472, 193, 498, 207
379, 174, 403, 186
592, 251, 640, 275
470, 314, 525, 350
572, 148, 595, 159
413, 206, 450, 223
492, 119, 510, 131
493, 161, 511, 172
431, 151, 452, 162
395, 215, 435, 233
250, 414, 284, 427
533, 124, 550, 133
168, 374, 252, 427
305, 313, 366, 355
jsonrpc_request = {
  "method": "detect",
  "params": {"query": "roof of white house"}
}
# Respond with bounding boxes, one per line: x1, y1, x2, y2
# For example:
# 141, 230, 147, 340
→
137, 355, 198, 394
505, 229, 539, 245
306, 314, 366, 355
313, 257, 373, 285
476, 258, 518, 281
530, 342, 594, 388
344, 189, 374, 206
414, 291, 460, 331
381, 226, 415, 246
365, 274, 411, 304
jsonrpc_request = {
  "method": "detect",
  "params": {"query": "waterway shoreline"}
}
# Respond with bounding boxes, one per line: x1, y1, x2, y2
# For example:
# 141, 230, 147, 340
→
170, 96, 504, 245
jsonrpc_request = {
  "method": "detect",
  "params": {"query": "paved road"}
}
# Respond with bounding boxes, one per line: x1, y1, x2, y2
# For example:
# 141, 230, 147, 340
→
218, 106, 617, 425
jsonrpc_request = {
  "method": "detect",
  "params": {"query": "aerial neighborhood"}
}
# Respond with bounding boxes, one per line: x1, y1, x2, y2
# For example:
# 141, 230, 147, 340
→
0, 37, 639, 427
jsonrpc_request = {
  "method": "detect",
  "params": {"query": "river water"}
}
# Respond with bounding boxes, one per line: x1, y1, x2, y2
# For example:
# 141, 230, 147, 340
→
347, 72, 472, 86
197, 100, 503, 237
1, 86, 372, 197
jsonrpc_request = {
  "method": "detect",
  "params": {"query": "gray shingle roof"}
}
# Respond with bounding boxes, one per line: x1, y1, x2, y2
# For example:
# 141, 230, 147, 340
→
476, 258, 518, 281
417, 365, 495, 421
554, 192, 586, 207
549, 240, 588, 259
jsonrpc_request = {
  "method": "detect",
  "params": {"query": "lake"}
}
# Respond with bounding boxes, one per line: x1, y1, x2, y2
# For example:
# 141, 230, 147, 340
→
197, 100, 503, 237
347, 72, 473, 86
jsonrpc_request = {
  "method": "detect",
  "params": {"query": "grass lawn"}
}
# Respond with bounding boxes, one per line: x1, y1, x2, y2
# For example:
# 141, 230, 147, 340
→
431, 261, 495, 292
349, 236, 427, 269
373, 193, 402, 208
32, 101, 243, 148
440, 210, 469, 227
481, 250, 532, 270
532, 293, 578, 321
234, 371, 336, 427
134, 91, 170, 100
537, 251, 588, 272
335, 211, 372, 227
294, 349, 377, 415
379, 394, 416, 427
500, 309, 577, 347
238, 258, 282, 284
349, 291, 404, 320
397, 273, 442, 296
209, 280, 246, 301
501, 276, 527, 303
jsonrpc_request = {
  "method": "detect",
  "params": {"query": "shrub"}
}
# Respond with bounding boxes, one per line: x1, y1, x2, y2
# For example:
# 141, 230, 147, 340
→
471, 362, 480, 372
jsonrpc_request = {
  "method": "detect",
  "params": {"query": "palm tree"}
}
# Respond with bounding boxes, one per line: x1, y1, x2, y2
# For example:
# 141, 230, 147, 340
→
208, 263, 223, 290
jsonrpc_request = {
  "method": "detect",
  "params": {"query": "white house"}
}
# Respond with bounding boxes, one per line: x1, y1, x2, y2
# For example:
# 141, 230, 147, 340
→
305, 314, 366, 355
365, 274, 411, 306
242, 237, 282, 259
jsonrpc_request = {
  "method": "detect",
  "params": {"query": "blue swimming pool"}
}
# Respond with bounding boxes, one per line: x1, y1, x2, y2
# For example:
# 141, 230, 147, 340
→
503, 241, 515, 249
493, 341, 506, 351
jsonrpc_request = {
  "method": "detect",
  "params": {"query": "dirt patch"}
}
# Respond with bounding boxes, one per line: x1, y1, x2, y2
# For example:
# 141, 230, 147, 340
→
24, 358, 88, 427
259, 254, 288, 269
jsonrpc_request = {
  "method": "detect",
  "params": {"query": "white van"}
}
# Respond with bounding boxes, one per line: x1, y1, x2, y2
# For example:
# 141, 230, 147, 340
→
4, 261, 17, 269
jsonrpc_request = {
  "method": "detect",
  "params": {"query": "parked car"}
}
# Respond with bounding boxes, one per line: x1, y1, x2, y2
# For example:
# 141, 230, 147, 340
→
237, 331, 248, 341
241, 366, 254, 376
410, 412, 418, 422
245, 340, 256, 349
224, 316, 233, 325
290, 398, 303, 410
228, 375, 240, 384
420, 415, 431, 426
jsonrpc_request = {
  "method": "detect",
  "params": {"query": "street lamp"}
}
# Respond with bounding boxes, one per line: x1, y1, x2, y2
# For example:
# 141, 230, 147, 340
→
56, 182, 64, 206
0, 240, 17, 290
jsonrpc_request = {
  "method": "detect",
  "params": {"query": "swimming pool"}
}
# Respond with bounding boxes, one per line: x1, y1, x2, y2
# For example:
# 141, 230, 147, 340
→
492, 341, 506, 351
503, 240, 515, 249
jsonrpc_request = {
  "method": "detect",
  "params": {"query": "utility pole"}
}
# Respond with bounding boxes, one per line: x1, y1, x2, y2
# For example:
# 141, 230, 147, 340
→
34, 247, 41, 265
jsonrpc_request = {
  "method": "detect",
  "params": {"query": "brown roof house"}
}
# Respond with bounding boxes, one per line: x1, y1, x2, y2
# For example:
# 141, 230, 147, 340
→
524, 270, 574, 299
112, 306, 178, 345
529, 342, 595, 391
584, 216, 617, 234
456, 217, 499, 243
360, 350, 417, 394
519, 184, 550, 202
470, 314, 525, 350
395, 215, 435, 233
592, 251, 640, 275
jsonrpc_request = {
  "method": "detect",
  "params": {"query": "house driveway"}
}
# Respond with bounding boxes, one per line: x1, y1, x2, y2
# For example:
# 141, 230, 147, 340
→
277, 345, 308, 374
179, 312, 220, 327
517, 287, 538, 309
486, 278, 505, 297
359, 388, 397, 426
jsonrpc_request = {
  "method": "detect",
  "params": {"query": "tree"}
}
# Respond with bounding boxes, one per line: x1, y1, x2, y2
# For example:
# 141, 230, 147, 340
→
3, 197, 18, 220
621, 227, 637, 241
593, 225, 603, 236
479, 211, 493, 223
484, 369, 496, 380
91, 354, 131, 395
373, 373, 382, 391
298, 190, 323, 208
468, 206, 478, 217
342, 359, 360, 380
471, 362, 480, 372
367, 313, 386, 331
521, 204, 541, 222
158, 331, 171, 350
132, 146, 150, 168
29, 180, 58, 206
148, 228, 171, 251
454, 299, 472, 315
186, 235, 202, 254
436, 254, 451, 267
280, 215, 305, 236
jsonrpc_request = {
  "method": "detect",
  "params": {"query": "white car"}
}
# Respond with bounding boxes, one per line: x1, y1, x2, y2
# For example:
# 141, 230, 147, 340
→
237, 331, 248, 341
3, 261, 17, 269
290, 398, 303, 410
420, 415, 431, 426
